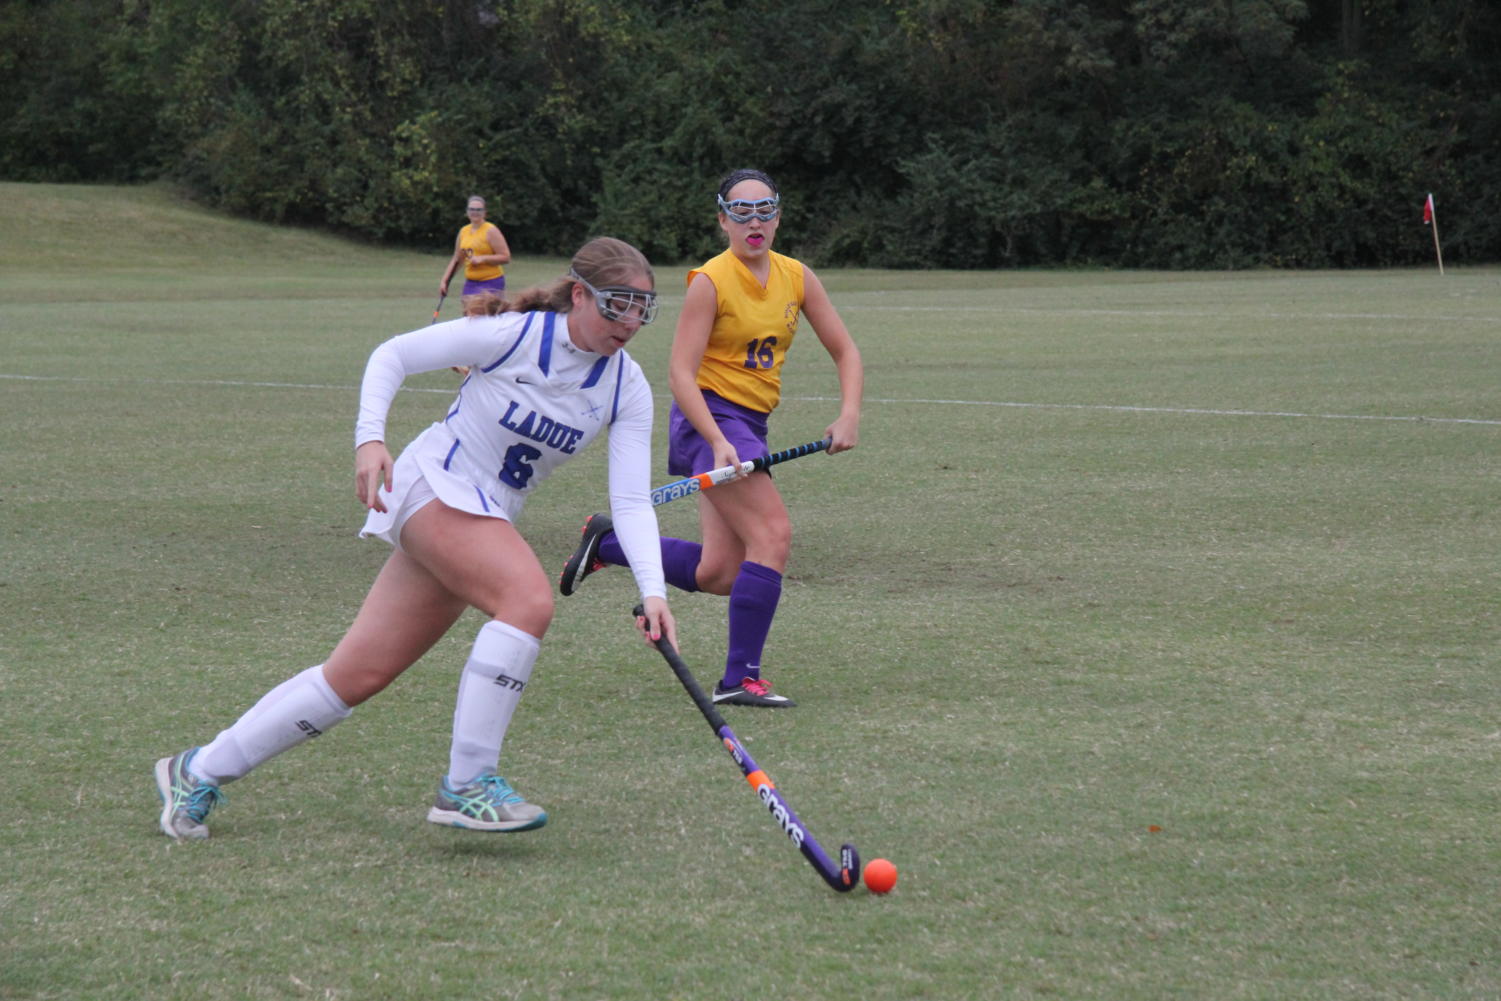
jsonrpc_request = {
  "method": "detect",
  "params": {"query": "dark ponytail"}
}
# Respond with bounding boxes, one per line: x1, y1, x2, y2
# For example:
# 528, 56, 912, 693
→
489, 236, 653, 316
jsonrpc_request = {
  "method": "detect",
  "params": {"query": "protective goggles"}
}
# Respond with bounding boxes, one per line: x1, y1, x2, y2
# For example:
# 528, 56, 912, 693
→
570, 271, 659, 325
717, 194, 781, 223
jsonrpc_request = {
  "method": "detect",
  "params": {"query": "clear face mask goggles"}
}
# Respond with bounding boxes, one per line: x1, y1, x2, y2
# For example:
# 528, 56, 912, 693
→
717, 194, 781, 223
570, 271, 659, 325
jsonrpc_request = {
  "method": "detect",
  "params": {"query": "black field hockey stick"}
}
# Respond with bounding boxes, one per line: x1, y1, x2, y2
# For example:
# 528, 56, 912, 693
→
430, 291, 446, 323
631, 605, 861, 892
649, 437, 831, 507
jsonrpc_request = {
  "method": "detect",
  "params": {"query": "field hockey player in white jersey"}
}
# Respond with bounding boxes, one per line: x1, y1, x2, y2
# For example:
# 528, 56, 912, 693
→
154, 236, 676, 841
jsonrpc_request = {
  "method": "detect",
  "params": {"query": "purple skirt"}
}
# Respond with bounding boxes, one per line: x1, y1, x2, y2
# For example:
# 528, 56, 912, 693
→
667, 391, 770, 476
462, 276, 506, 296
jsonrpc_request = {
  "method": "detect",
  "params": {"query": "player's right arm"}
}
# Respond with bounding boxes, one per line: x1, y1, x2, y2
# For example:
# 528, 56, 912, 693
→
438, 232, 464, 295
354, 441, 393, 512
353, 316, 508, 510
669, 273, 741, 472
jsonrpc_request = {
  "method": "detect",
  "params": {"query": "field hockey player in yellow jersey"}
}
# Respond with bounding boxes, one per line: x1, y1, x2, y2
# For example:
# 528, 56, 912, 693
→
562, 168, 863, 707
439, 194, 511, 315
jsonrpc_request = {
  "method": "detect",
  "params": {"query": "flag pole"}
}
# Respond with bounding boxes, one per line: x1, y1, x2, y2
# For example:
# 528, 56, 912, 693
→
1425, 193, 1445, 275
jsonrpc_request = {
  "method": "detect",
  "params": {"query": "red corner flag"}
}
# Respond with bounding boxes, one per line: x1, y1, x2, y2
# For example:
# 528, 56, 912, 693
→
1423, 193, 1444, 274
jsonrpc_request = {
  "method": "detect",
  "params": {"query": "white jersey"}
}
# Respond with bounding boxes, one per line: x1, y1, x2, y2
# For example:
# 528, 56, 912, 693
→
356, 310, 666, 599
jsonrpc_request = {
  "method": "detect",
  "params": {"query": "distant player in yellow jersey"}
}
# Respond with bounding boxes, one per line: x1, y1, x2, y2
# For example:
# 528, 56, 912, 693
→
439, 194, 511, 315
562, 168, 864, 707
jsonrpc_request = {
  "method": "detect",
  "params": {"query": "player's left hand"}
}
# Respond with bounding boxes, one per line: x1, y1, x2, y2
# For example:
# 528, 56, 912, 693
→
635, 596, 677, 649
825, 415, 860, 454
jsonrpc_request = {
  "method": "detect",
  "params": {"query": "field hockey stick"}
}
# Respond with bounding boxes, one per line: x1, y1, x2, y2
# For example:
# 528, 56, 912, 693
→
631, 605, 861, 893
430, 292, 446, 323
649, 437, 831, 507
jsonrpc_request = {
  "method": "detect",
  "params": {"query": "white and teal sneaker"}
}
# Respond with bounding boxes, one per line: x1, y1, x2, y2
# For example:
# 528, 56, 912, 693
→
154, 748, 225, 841
426, 771, 547, 833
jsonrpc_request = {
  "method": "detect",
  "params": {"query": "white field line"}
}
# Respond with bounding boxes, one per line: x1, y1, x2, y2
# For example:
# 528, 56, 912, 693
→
787, 394, 1501, 426
841, 304, 1501, 324
5, 372, 1499, 427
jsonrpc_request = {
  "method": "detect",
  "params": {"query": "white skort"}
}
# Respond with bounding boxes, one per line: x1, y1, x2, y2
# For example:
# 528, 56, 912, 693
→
360, 422, 523, 548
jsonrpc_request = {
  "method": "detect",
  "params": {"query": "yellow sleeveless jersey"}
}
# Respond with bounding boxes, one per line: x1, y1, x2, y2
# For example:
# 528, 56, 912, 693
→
688, 249, 804, 413
460, 223, 504, 281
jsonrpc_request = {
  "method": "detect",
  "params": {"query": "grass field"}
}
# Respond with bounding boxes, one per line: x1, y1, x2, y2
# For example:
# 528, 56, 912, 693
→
3, 181, 1500, 1001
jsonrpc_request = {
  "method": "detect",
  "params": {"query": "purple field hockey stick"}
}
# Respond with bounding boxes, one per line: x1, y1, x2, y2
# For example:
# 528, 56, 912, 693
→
631, 605, 861, 892
649, 437, 831, 507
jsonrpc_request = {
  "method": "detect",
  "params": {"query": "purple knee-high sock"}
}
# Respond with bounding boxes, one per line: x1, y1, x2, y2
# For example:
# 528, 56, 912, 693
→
723, 561, 782, 688
599, 533, 702, 593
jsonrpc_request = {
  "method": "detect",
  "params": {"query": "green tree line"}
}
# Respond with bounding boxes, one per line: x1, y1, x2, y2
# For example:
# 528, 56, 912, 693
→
3, 0, 1496, 268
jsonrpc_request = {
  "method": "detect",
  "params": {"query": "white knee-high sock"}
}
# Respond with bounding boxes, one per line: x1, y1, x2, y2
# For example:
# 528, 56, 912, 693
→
191, 665, 352, 785
448, 620, 541, 787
